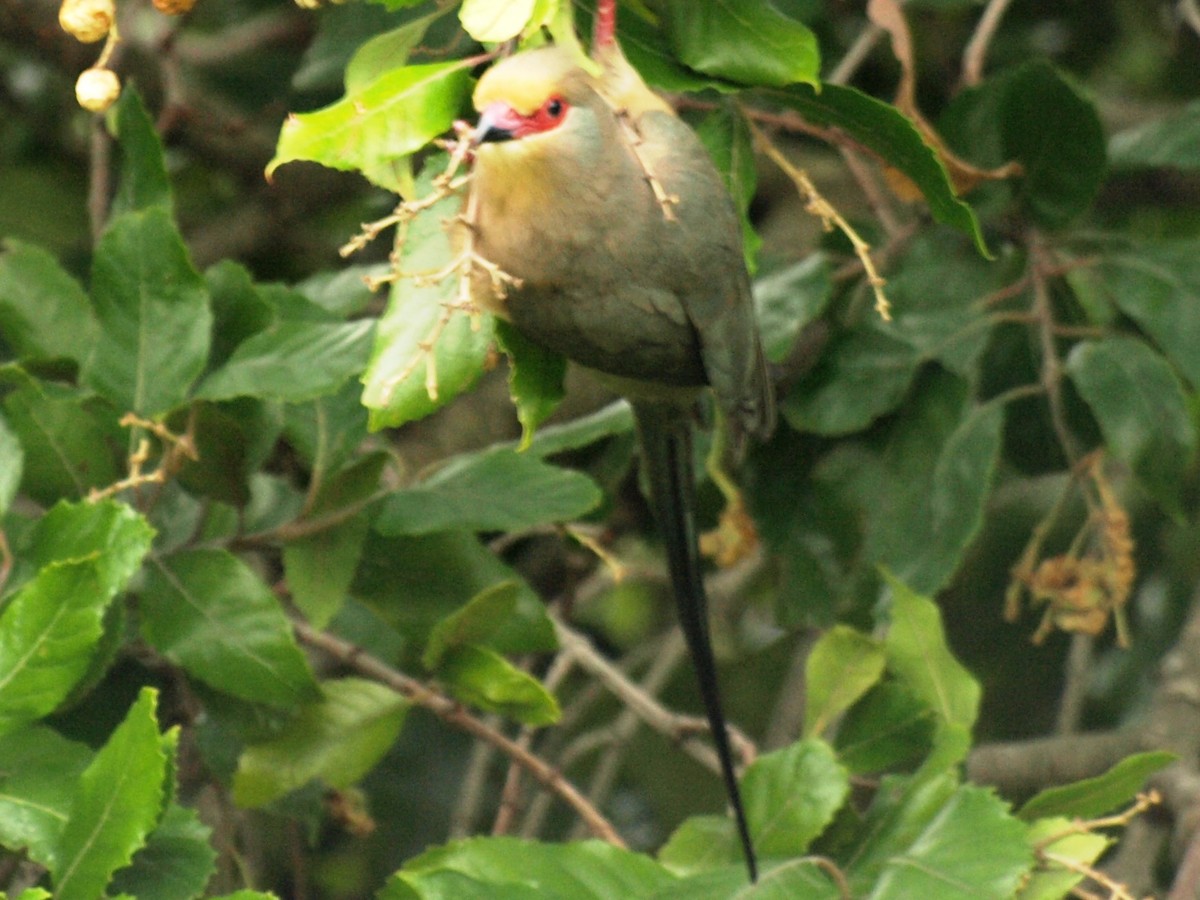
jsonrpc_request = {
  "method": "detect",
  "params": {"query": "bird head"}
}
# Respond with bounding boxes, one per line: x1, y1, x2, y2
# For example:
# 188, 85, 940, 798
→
472, 48, 595, 148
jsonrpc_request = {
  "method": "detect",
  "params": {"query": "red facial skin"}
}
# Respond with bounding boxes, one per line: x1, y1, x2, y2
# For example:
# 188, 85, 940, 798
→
476, 95, 570, 143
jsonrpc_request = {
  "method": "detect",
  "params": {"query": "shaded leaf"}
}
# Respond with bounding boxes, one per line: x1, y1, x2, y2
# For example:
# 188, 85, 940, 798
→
284, 514, 370, 629
1066, 336, 1196, 517
0, 725, 92, 868
376, 447, 601, 535
495, 319, 566, 449
835, 680, 936, 774
1109, 99, 1200, 170
423, 582, 521, 669
52, 689, 170, 900
83, 209, 212, 416
437, 645, 560, 725
141, 550, 320, 707
805, 626, 887, 738
696, 105, 762, 271
233, 678, 408, 807
0, 240, 96, 365
0, 413, 22, 517
525, 401, 635, 458
198, 320, 374, 403
663, 0, 820, 88
109, 804, 217, 900
752, 254, 833, 365
1017, 750, 1176, 822
110, 86, 172, 217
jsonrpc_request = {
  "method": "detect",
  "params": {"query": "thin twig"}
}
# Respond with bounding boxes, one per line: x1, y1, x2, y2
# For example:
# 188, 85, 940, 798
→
292, 620, 626, 847
961, 0, 1016, 87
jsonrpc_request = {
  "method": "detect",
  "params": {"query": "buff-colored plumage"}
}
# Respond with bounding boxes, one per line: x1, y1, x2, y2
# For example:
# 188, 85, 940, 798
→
469, 36, 771, 883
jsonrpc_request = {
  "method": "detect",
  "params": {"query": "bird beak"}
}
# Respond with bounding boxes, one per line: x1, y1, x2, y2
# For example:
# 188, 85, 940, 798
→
472, 102, 522, 146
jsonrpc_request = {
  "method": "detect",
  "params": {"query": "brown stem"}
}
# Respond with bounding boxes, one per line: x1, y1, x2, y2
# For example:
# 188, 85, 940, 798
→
961, 0, 1016, 87
292, 621, 626, 847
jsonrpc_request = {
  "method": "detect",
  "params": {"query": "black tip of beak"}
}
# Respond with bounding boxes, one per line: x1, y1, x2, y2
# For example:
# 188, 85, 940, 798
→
474, 123, 515, 146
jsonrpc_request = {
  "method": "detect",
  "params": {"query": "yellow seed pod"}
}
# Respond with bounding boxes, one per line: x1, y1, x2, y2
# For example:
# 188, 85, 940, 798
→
152, 0, 196, 15
75, 67, 121, 113
58, 0, 115, 43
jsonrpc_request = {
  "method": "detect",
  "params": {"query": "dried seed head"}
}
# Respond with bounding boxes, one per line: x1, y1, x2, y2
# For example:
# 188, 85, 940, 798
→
58, 0, 115, 43
75, 67, 121, 113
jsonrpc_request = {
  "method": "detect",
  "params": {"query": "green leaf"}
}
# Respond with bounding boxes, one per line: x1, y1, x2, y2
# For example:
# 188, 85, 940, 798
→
835, 681, 936, 774
0, 240, 96, 365
867, 785, 1031, 899
0, 725, 92, 868
459, 0, 536, 42
942, 61, 1105, 229
1017, 750, 1176, 822
362, 185, 495, 429
659, 861, 842, 897
695, 105, 762, 271
662, 0, 820, 88
109, 804, 217, 900
141, 549, 320, 707
658, 815, 740, 876
752, 254, 833, 364
0, 502, 153, 734
1016, 817, 1109, 900
198, 320, 374, 403
769, 84, 987, 253
267, 62, 472, 193
2, 380, 119, 503
232, 677, 408, 808
344, 11, 448, 94
281, 379, 371, 477
284, 514, 370, 629
816, 381, 1003, 595
204, 261, 278, 370
782, 328, 921, 435
110, 86, 172, 217
495, 319, 567, 449
1109, 99, 1200, 170
1069, 238, 1200, 389
423, 581, 521, 669
524, 400, 635, 458
376, 447, 601, 535
383, 837, 675, 898
0, 413, 22, 517
437, 645, 560, 725
882, 572, 980, 738
804, 626, 887, 738
170, 402, 253, 506
52, 688, 170, 900
83, 209, 212, 416
743, 738, 849, 857
1065, 336, 1196, 517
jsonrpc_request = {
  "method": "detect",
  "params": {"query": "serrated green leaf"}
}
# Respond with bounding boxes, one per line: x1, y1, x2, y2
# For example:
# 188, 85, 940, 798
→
769, 83, 987, 253
743, 738, 849, 858
437, 645, 560, 725
663, 0, 820, 88
83, 209, 212, 416
805, 626, 887, 738
460, 0, 536, 42
268, 62, 472, 193
109, 804, 217, 900
1016, 816, 1110, 900
1065, 336, 1196, 517
232, 677, 408, 808
1017, 750, 1176, 822
423, 582, 521, 670
141, 549, 319, 707
882, 572, 980, 738
52, 688, 169, 900
361, 182, 494, 429
0, 725, 92, 868
867, 785, 1031, 899
0, 240, 96, 365
376, 446, 602, 535
0, 501, 153, 735
656, 860, 842, 898
495, 319, 566, 449
110, 86, 172, 217
1109, 99, 1200, 170
2, 381, 120, 503
752, 254, 833, 365
197, 320, 374, 403
383, 837, 675, 898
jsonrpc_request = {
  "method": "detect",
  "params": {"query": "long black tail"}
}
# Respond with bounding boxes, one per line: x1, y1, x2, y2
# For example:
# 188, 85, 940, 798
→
632, 401, 758, 883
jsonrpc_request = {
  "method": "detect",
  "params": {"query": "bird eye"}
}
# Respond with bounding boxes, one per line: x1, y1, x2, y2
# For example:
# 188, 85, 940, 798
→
545, 97, 565, 118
